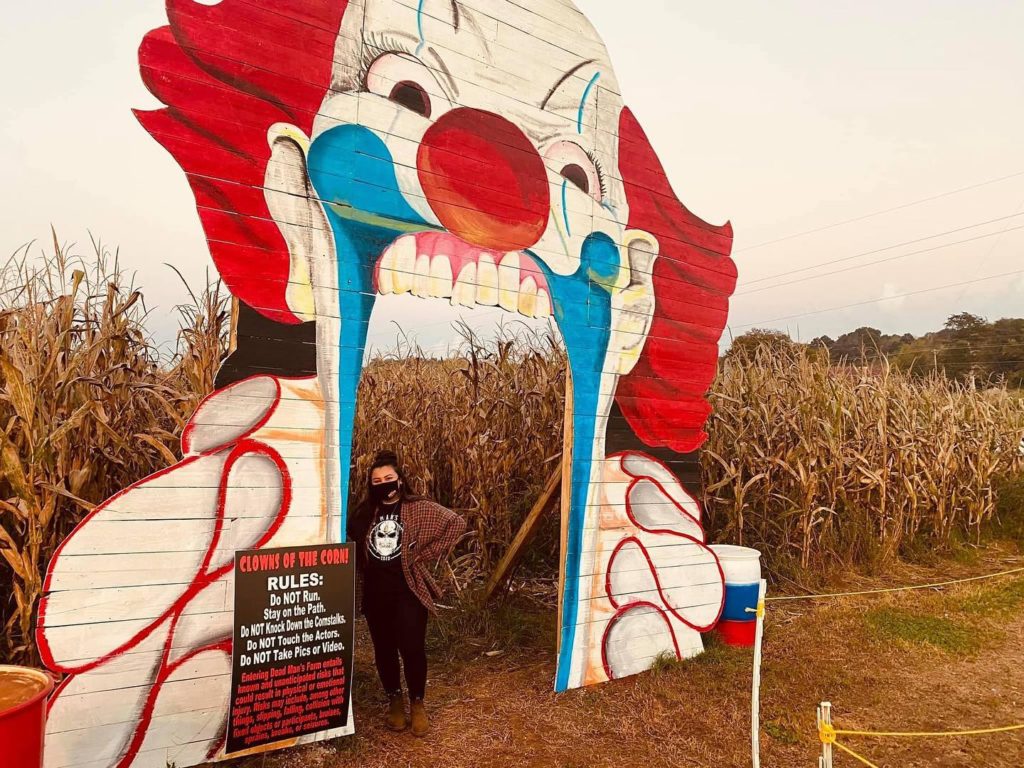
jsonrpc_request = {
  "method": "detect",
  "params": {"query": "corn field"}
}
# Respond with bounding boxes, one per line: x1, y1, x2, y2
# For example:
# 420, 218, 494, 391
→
2, 241, 1022, 664
704, 343, 1024, 577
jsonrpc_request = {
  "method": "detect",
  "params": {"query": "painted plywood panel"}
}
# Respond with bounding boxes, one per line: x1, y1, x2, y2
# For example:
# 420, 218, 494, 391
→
37, 1, 737, 765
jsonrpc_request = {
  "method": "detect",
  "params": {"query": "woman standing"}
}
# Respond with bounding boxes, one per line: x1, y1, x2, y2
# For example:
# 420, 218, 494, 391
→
347, 450, 466, 736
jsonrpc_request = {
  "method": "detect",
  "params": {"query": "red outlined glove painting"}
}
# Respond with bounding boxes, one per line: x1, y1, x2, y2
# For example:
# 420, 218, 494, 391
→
36, 376, 345, 767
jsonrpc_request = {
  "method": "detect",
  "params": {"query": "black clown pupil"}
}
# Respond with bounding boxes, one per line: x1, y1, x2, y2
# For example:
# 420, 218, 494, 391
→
561, 163, 590, 194
390, 81, 431, 118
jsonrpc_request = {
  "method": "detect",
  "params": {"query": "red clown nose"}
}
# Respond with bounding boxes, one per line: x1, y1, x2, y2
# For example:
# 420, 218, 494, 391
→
417, 108, 550, 252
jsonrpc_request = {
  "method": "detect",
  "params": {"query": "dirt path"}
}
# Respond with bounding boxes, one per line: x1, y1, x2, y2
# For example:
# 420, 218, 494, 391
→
231, 554, 1024, 768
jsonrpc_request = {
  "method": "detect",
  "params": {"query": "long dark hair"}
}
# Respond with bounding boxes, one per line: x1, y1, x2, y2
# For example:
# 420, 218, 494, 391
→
350, 450, 420, 529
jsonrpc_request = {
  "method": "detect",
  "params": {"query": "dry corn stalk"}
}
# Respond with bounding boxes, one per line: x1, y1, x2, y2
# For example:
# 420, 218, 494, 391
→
703, 342, 1024, 576
0, 234, 228, 664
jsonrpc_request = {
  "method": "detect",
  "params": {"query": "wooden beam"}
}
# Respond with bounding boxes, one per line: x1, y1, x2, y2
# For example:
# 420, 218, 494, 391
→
556, 372, 574, 653
483, 462, 562, 602
228, 296, 240, 356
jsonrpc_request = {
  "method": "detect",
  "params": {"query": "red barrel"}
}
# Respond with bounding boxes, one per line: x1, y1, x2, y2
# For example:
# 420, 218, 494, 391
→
0, 665, 54, 768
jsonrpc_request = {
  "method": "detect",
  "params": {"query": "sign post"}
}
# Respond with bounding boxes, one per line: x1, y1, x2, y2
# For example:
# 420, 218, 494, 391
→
226, 543, 356, 755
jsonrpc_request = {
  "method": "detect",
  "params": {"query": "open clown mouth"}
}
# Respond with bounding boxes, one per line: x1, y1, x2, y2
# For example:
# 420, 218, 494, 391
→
372, 230, 553, 319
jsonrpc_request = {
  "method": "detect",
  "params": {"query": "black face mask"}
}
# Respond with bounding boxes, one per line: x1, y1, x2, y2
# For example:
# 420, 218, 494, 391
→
370, 480, 400, 504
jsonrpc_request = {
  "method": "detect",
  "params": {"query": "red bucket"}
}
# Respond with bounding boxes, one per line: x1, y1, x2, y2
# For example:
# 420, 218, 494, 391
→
715, 618, 757, 647
0, 665, 54, 768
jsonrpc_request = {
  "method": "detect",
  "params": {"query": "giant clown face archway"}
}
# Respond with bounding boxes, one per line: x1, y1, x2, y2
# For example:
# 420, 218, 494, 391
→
36, 1, 738, 765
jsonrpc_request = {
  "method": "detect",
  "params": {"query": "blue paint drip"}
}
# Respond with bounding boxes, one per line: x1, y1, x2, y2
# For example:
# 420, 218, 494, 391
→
577, 72, 601, 133
307, 125, 428, 537
546, 232, 618, 692
560, 179, 572, 237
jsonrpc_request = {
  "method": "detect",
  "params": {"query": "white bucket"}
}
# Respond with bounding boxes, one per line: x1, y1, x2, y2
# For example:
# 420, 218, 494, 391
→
710, 544, 762, 584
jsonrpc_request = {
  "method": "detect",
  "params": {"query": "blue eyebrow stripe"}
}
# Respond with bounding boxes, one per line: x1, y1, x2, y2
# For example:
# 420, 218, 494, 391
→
417, 0, 427, 49
577, 72, 601, 133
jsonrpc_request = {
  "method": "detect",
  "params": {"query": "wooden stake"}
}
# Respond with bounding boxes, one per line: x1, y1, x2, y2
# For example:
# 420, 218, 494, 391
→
228, 296, 240, 356
556, 371, 574, 654
483, 465, 562, 602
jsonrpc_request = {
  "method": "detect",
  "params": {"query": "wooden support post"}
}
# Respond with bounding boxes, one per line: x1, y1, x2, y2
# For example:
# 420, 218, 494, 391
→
556, 372, 574, 654
483, 464, 562, 602
229, 296, 240, 356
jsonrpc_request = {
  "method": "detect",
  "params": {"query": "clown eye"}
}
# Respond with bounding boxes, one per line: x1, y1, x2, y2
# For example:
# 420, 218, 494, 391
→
545, 140, 604, 202
366, 52, 448, 118
389, 81, 431, 118
560, 163, 590, 195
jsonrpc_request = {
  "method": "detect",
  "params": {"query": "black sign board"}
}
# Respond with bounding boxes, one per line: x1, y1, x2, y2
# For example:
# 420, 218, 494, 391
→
227, 543, 355, 754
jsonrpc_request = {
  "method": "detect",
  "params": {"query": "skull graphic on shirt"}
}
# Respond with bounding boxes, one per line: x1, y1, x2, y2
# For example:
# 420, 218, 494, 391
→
370, 518, 402, 561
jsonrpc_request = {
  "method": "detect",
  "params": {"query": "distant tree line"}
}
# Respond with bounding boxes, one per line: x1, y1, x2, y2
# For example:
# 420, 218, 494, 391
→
729, 313, 1024, 388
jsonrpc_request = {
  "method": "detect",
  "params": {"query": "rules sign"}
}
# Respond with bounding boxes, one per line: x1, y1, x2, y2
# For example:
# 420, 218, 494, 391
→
227, 543, 355, 754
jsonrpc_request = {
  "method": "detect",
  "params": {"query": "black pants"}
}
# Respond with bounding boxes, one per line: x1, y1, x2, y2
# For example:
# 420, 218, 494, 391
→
363, 588, 429, 700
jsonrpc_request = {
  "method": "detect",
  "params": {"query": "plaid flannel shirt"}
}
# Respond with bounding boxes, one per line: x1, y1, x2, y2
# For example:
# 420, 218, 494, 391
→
352, 498, 467, 613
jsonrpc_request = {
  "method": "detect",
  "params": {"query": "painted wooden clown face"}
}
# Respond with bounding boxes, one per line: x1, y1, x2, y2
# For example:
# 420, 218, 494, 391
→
37, 3, 737, 766
261, 0, 732, 691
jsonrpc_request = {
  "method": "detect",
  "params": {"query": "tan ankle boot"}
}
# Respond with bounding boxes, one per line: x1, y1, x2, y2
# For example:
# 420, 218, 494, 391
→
410, 698, 429, 737
386, 693, 407, 731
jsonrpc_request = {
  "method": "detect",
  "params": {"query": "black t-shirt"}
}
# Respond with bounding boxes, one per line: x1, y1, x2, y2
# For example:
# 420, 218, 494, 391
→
364, 501, 410, 597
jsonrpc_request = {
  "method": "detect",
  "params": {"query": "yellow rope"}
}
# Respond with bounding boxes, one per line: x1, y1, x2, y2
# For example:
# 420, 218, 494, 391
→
834, 723, 1024, 738
821, 719, 1024, 767
765, 565, 1024, 602
833, 740, 881, 768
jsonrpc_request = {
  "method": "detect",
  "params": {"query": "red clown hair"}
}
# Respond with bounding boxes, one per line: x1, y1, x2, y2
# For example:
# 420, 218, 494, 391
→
136, 0, 736, 454
136, 0, 350, 323
616, 110, 737, 453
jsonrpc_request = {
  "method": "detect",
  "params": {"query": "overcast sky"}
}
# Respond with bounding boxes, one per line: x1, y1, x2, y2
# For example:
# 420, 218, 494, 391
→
3, 0, 1023, 354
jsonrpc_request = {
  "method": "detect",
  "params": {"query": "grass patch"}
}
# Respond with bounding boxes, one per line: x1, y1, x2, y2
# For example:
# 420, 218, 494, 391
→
865, 607, 979, 655
430, 593, 556, 662
687, 632, 750, 673
763, 720, 801, 745
649, 650, 685, 676
959, 576, 1024, 617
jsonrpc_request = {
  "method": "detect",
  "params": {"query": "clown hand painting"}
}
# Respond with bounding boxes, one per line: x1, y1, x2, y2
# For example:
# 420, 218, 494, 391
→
36, 1, 737, 765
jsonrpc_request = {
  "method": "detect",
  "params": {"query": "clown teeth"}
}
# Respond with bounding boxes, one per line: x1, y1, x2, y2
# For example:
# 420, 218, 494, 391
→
536, 289, 552, 319
497, 253, 520, 312
518, 276, 538, 317
429, 256, 454, 298
374, 234, 553, 319
476, 254, 499, 306
390, 236, 416, 294
377, 258, 394, 295
452, 263, 477, 308
412, 253, 431, 298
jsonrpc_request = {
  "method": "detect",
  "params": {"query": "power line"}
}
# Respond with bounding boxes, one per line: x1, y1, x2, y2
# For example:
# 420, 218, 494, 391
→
948, 193, 1024, 307
739, 212, 1024, 288
736, 223, 1024, 297
731, 267, 1024, 331
735, 169, 1024, 253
